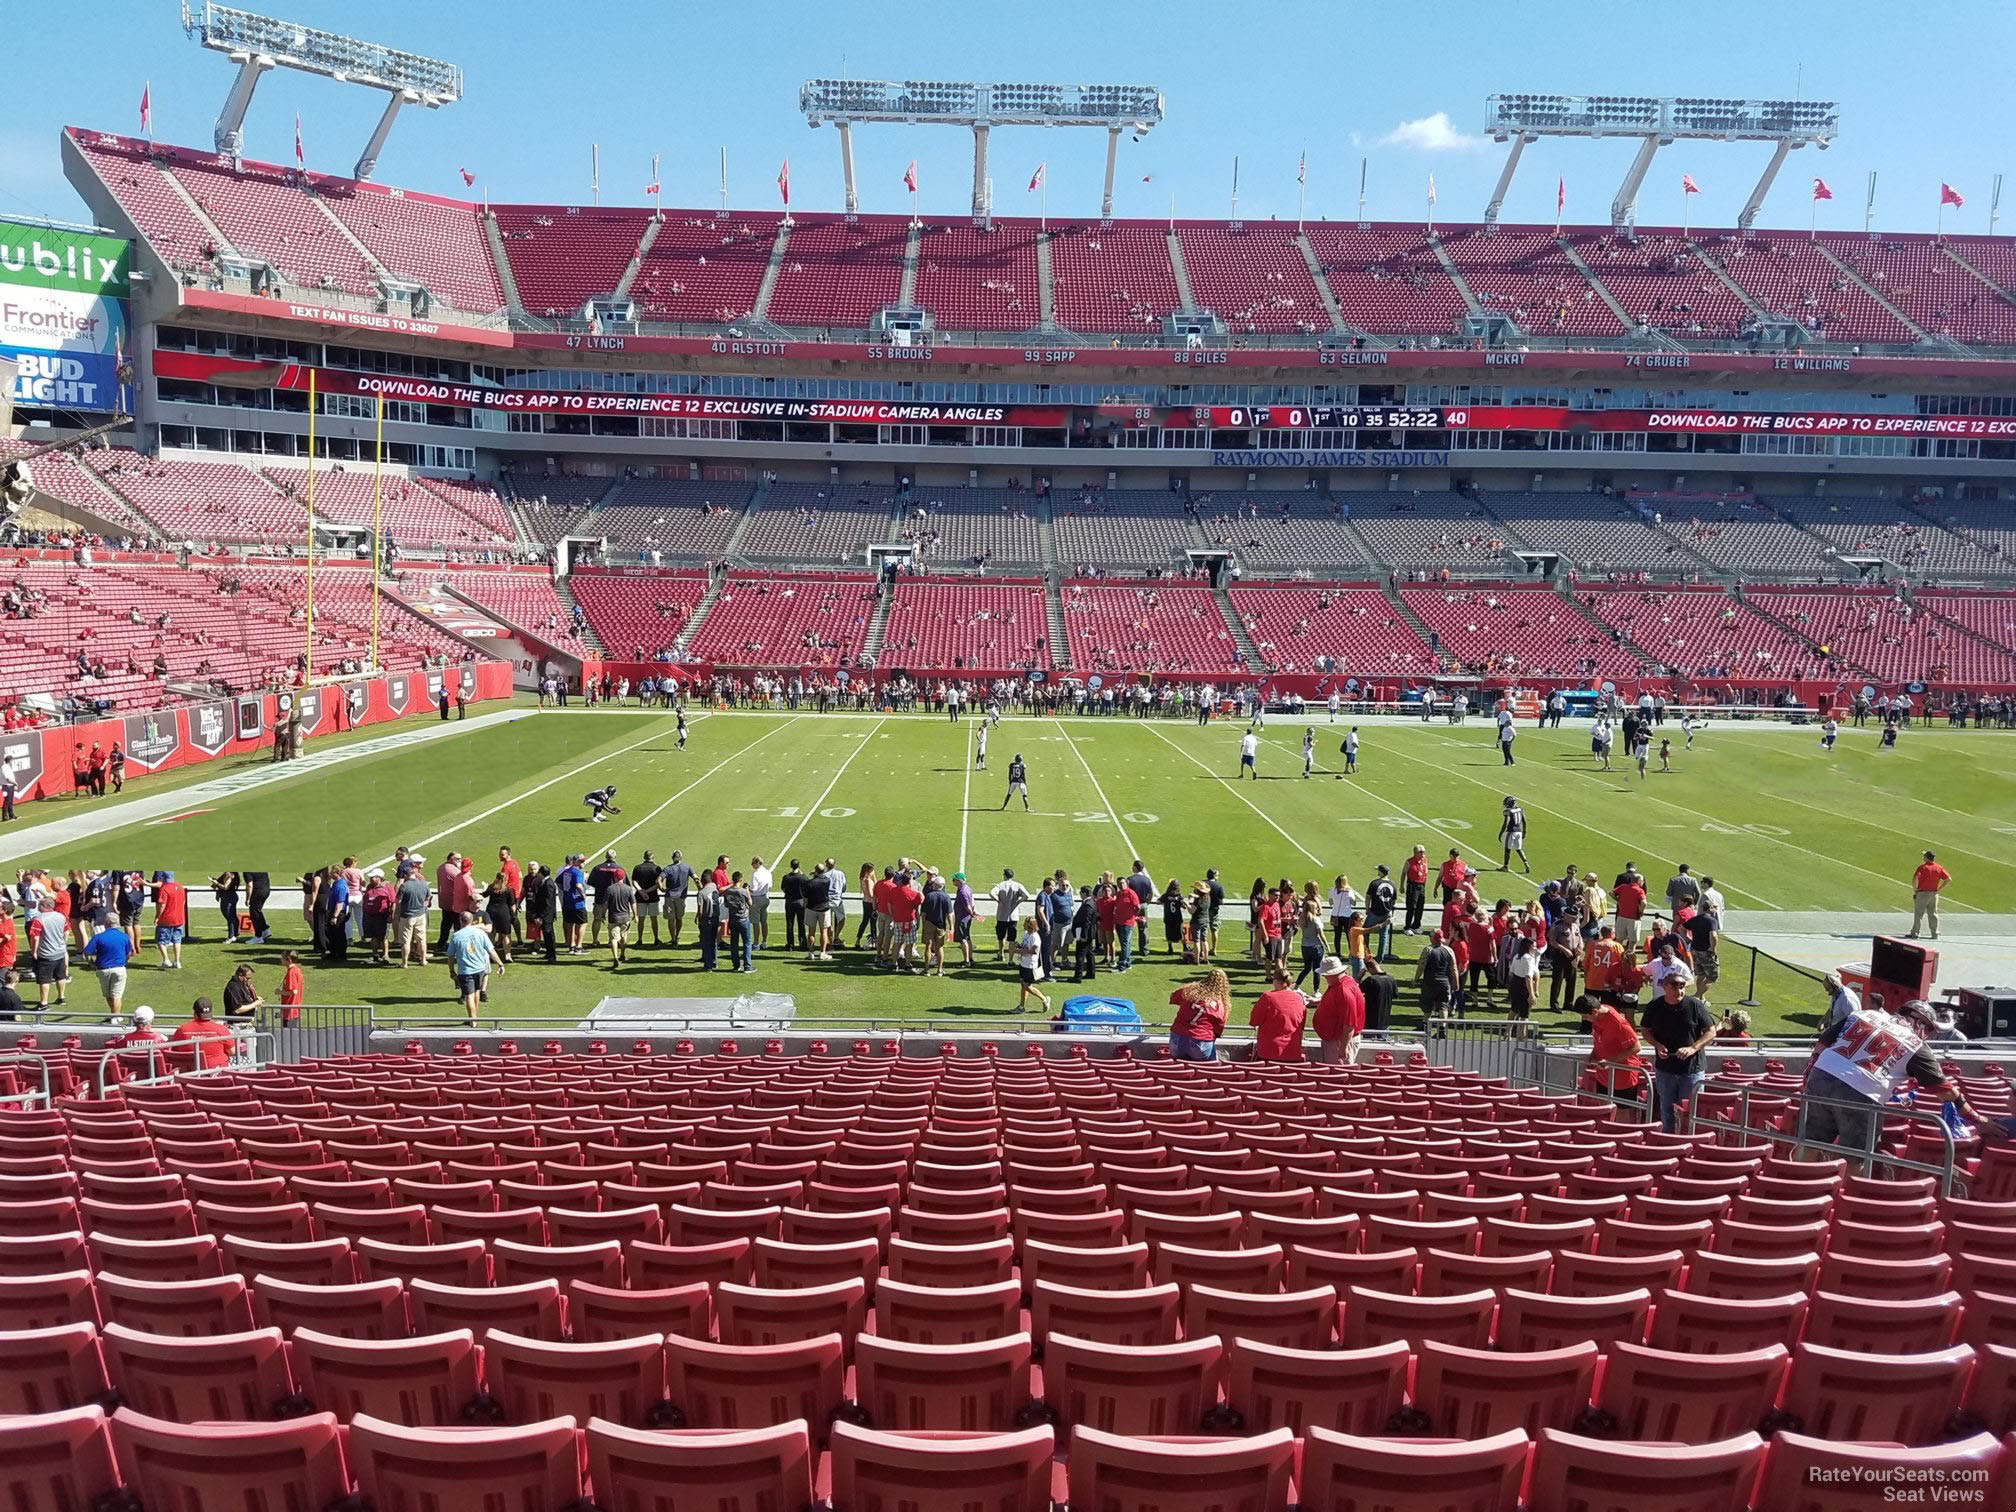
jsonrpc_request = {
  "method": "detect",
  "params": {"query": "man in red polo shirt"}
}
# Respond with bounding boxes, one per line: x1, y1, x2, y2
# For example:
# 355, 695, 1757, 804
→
171, 996, 235, 1071
883, 869, 922, 973
1910, 851, 1951, 941
1248, 967, 1308, 1061
1437, 849, 1469, 903
1612, 867, 1647, 950
1402, 845, 1429, 934
152, 872, 187, 970
1109, 880, 1143, 972
1579, 993, 1645, 1102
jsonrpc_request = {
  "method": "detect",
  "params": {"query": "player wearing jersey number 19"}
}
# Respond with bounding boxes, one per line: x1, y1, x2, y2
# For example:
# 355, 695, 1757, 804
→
1802, 999, 1985, 1172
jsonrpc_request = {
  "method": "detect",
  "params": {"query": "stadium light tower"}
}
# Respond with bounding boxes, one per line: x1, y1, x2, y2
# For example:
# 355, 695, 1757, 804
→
800, 79, 1163, 225
181, 1, 463, 178
1482, 94, 1837, 232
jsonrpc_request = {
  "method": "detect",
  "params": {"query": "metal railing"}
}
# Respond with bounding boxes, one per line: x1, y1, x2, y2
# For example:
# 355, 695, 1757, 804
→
0, 1054, 52, 1111
256, 1004, 375, 1063
93, 1030, 271, 1097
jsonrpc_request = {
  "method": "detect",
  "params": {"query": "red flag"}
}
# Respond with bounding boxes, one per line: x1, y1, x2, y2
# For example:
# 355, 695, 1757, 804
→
294, 114, 304, 169
1941, 182, 1965, 208
458, 167, 475, 188
1028, 163, 1045, 192
139, 84, 151, 136
644, 182, 659, 195
1141, 173, 1153, 184
1298, 152, 1306, 186
1556, 176, 1565, 212
1812, 177, 1833, 201
777, 160, 790, 207
903, 160, 917, 193
1682, 173, 1700, 195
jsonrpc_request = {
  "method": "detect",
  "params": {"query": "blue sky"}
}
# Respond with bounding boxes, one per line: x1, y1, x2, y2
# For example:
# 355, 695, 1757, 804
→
3, 0, 2010, 235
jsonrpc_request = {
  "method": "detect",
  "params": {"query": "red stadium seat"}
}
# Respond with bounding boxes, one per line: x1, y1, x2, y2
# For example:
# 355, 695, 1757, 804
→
109, 1408, 347, 1512
873, 1277, 1021, 1345
1804, 1288, 1964, 1353
86, 1233, 221, 1282
662, 1333, 846, 1437
95, 1271, 253, 1336
1779, 1341, 1976, 1445
631, 1237, 755, 1289
1030, 1279, 1181, 1350
288, 1326, 480, 1426
409, 1277, 563, 1341
98, 1322, 291, 1423
356, 1237, 487, 1286
1650, 1289, 1811, 1354
1549, 1247, 1685, 1297
1296, 1424, 1527, 1512
346, 1412, 583, 1509
1063, 1424, 1294, 1510
852, 1332, 1033, 1432
1528, 1427, 1765, 1512
1495, 1286, 1651, 1350
219, 1235, 353, 1286
1960, 1341, 2016, 1436
1339, 1285, 1495, 1348
251, 1274, 406, 1338
1221, 1337, 1409, 1436
1181, 1283, 1337, 1351
1021, 1238, 1150, 1292
1411, 1340, 1598, 1437
716, 1278, 866, 1347
570, 1280, 714, 1343
0, 1322, 110, 1415
586, 1418, 815, 1512
1596, 1341, 1790, 1443
0, 1268, 100, 1329
1753, 1430, 2006, 1512
0, 1404, 121, 1510
1685, 1248, 1822, 1299
1040, 1332, 1222, 1435
830, 1420, 1055, 1512
484, 1327, 667, 1428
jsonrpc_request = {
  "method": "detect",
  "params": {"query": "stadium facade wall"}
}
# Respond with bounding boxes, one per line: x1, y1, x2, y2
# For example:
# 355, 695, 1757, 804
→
2, 660, 512, 800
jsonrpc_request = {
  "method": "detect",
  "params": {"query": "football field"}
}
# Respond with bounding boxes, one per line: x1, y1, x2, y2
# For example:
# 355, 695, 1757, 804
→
13, 704, 2016, 1036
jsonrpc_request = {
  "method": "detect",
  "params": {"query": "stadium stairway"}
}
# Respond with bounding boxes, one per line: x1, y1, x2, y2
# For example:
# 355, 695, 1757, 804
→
1810, 242, 1941, 349
1692, 243, 1773, 327
1729, 586, 1859, 676
612, 217, 659, 303
1556, 237, 1665, 342
483, 211, 526, 317
669, 574, 729, 660
1913, 590, 2016, 663
1294, 232, 1350, 335
1044, 572, 1072, 671
720, 479, 768, 561
552, 578, 602, 653
1942, 242, 2016, 307
1556, 585, 1656, 671
1428, 235, 1485, 320
752, 223, 792, 323
1213, 582, 1265, 671
1381, 583, 1447, 669
1035, 233, 1057, 326
898, 222, 922, 308
1166, 228, 1197, 314
860, 581, 893, 665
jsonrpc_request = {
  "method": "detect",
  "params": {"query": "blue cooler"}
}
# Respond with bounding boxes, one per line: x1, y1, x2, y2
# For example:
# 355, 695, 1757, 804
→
1055, 996, 1143, 1035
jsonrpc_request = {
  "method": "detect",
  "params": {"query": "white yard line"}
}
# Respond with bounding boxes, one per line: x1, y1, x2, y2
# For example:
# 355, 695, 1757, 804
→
778, 716, 887, 860
365, 712, 704, 871
0, 708, 537, 867
602, 717, 800, 856
1141, 721, 1324, 869
959, 715, 975, 876
1052, 718, 1142, 866
1345, 732, 1793, 910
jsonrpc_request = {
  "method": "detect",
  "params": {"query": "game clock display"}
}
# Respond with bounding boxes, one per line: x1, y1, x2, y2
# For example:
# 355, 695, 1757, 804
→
1185, 404, 1449, 429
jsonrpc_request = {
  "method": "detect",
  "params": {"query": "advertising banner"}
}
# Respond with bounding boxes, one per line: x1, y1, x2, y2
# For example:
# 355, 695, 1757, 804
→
0, 220, 130, 413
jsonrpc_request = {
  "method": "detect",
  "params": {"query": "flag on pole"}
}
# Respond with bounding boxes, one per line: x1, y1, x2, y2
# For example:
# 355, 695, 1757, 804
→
1028, 163, 1045, 192
294, 114, 304, 169
1298, 152, 1306, 186
644, 182, 660, 195
1427, 173, 1437, 205
778, 160, 790, 207
1141, 173, 1153, 183
139, 85, 151, 136
1556, 176, 1565, 213
903, 160, 917, 193
1940, 182, 1965, 208
1682, 173, 1700, 195
1812, 177, 1834, 201
459, 167, 475, 187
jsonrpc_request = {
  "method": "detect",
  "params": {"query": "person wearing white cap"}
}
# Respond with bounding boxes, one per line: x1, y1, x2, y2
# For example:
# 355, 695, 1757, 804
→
1312, 956, 1364, 1065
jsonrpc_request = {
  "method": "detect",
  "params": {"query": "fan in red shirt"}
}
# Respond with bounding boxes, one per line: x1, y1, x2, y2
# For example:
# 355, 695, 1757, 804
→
1311, 957, 1364, 1064
1437, 850, 1469, 899
1612, 875, 1647, 948
0, 904, 14, 972
1108, 884, 1143, 969
170, 996, 235, 1071
1403, 849, 1429, 887
498, 847, 523, 899
1168, 970, 1230, 1061
1248, 967, 1309, 1061
1578, 994, 1645, 1098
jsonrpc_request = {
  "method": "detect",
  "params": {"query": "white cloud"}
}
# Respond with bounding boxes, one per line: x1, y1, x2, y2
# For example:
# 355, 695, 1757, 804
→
1381, 112, 1485, 152
1347, 131, 1363, 149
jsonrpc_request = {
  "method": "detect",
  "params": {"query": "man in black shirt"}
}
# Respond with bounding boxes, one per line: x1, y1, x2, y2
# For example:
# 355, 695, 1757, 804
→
781, 860, 808, 952
661, 851, 694, 948
1205, 869, 1225, 956
632, 851, 663, 945
0, 969, 22, 1021
1001, 755, 1030, 811
1683, 907, 1720, 999
1639, 971, 1716, 1132
587, 851, 626, 947
1126, 861, 1155, 959
1364, 865, 1398, 963
1358, 958, 1396, 1031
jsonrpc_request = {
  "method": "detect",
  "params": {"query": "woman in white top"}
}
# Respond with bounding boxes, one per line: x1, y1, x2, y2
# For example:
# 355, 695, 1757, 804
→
1014, 916, 1050, 1012
1328, 875, 1359, 959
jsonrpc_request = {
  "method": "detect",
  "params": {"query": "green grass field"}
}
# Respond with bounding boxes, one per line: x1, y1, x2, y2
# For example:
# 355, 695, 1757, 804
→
15, 704, 2015, 1038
